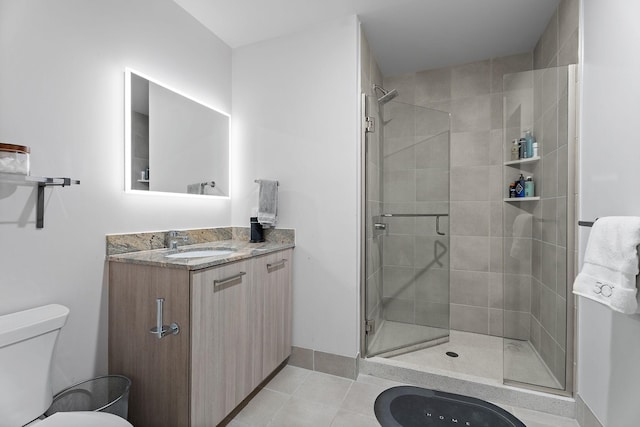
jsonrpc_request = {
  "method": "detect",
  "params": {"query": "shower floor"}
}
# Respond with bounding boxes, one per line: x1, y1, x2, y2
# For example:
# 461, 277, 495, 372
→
367, 320, 449, 357
374, 327, 561, 389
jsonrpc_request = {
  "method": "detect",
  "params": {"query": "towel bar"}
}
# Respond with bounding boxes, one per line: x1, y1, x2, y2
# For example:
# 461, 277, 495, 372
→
578, 219, 597, 227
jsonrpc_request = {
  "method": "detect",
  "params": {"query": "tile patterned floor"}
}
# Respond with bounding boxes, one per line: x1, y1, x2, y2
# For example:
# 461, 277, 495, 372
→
230, 365, 579, 427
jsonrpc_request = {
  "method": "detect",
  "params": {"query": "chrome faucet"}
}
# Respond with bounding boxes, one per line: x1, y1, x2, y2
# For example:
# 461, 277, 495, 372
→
166, 230, 188, 250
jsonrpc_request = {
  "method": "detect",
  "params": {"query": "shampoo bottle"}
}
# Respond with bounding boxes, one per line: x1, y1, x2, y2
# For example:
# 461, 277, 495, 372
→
511, 139, 519, 161
524, 130, 535, 159
524, 176, 535, 197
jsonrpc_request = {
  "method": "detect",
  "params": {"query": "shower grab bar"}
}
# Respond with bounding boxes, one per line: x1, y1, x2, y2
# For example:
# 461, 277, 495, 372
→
379, 213, 448, 236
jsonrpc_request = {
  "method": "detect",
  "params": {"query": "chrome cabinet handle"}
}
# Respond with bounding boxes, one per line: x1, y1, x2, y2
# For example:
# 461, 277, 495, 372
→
213, 271, 246, 287
149, 298, 180, 339
266, 259, 287, 270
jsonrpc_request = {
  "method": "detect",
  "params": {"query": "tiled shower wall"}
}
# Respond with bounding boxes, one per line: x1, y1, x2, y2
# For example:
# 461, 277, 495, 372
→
384, 53, 533, 336
377, 0, 579, 344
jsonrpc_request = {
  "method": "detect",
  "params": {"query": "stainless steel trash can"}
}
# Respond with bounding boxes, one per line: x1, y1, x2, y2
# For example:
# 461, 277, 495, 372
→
45, 375, 131, 420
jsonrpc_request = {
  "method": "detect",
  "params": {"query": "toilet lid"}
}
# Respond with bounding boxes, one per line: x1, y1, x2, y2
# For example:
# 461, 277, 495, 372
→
36, 411, 133, 427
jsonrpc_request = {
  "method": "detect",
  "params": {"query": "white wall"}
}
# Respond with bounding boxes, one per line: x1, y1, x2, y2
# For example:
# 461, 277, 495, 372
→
579, 0, 640, 425
231, 16, 361, 357
0, 0, 231, 391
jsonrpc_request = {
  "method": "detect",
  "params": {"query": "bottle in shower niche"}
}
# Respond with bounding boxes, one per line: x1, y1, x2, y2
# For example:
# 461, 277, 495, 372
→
524, 130, 535, 158
518, 138, 527, 158
515, 174, 526, 198
524, 176, 535, 197
510, 139, 519, 161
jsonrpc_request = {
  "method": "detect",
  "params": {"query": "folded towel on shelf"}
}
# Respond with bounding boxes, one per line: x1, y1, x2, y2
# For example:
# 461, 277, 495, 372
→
573, 216, 640, 314
257, 179, 278, 227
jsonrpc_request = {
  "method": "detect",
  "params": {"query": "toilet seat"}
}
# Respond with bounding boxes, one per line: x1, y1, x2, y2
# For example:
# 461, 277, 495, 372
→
31, 411, 133, 427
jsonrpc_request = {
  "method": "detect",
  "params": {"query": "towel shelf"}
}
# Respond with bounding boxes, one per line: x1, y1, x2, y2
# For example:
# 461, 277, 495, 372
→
0, 172, 80, 229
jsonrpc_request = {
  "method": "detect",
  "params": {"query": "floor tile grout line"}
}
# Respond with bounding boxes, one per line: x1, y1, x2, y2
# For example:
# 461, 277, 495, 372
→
264, 394, 292, 427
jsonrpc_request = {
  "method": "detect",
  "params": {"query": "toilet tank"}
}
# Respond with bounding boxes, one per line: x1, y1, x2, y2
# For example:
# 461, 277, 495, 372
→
0, 304, 69, 427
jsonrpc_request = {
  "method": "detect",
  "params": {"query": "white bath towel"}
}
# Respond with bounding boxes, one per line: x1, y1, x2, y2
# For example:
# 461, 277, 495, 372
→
572, 216, 640, 314
257, 179, 278, 227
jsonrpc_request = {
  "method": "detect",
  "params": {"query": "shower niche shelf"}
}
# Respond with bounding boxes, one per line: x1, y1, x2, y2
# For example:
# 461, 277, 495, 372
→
504, 156, 540, 166
503, 196, 540, 202
0, 172, 80, 229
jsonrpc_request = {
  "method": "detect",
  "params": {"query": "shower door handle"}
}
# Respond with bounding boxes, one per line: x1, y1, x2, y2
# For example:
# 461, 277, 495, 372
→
436, 216, 445, 236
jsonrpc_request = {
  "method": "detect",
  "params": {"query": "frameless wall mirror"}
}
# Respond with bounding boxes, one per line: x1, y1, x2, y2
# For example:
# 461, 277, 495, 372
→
124, 69, 230, 197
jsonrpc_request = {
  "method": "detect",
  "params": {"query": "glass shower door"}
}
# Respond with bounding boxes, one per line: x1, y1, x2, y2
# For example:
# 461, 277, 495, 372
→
502, 65, 576, 392
364, 95, 451, 357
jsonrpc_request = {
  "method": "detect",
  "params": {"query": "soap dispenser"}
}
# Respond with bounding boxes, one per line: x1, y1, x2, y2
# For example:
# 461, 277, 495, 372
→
249, 217, 265, 243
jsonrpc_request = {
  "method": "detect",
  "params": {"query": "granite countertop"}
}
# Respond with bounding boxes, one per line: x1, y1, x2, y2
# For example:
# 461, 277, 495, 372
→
108, 239, 294, 271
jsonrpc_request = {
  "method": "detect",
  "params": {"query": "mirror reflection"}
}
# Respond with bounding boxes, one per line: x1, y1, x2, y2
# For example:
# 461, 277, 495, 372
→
126, 70, 229, 197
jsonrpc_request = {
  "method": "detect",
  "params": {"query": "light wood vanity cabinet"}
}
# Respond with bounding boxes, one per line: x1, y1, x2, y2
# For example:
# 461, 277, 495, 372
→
109, 248, 292, 427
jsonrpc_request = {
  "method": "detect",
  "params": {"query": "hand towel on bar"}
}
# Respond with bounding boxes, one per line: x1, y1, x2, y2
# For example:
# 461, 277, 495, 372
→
572, 216, 640, 314
257, 179, 278, 227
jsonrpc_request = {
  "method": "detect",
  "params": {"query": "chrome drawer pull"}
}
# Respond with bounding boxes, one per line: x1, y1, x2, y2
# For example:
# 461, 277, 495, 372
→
266, 259, 287, 270
213, 271, 246, 287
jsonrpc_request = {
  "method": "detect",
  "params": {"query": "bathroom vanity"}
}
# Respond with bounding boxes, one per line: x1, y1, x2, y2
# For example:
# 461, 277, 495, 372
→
108, 238, 293, 427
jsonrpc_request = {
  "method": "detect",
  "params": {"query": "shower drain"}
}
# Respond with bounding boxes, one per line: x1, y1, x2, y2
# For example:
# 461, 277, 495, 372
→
445, 351, 459, 358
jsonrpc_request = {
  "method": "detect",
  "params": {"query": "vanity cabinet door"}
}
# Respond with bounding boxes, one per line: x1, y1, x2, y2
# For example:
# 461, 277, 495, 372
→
254, 249, 293, 380
109, 262, 191, 427
190, 260, 253, 426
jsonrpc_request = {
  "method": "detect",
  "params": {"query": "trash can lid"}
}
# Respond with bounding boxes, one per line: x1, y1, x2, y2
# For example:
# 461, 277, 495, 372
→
37, 411, 132, 427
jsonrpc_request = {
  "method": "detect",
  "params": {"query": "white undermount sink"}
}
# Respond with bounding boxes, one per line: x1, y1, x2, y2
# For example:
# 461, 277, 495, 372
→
165, 249, 235, 259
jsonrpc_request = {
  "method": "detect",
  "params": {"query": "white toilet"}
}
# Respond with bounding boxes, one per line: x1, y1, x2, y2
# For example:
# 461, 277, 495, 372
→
0, 304, 133, 427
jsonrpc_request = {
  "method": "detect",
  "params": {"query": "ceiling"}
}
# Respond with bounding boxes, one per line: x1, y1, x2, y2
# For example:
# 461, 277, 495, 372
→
174, 0, 560, 76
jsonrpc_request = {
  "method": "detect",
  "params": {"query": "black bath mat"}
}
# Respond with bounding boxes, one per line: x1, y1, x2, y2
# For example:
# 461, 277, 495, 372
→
374, 386, 525, 427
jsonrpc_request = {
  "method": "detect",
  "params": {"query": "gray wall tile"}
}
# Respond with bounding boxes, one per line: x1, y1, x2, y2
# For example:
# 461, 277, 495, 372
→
415, 267, 449, 303
450, 304, 489, 334
450, 270, 489, 307
504, 310, 530, 340
416, 301, 450, 329
450, 201, 490, 236
450, 166, 490, 201
449, 95, 491, 132
451, 236, 490, 272
415, 67, 451, 105
383, 266, 416, 300
504, 274, 531, 312
451, 60, 490, 99
489, 308, 504, 336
